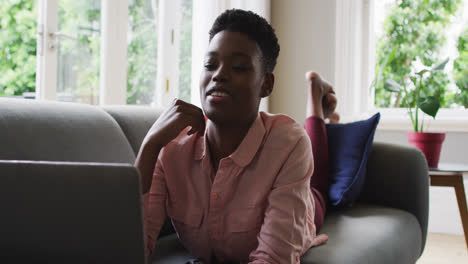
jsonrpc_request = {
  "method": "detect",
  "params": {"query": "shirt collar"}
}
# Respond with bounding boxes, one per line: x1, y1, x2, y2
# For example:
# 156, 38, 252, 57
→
194, 113, 266, 167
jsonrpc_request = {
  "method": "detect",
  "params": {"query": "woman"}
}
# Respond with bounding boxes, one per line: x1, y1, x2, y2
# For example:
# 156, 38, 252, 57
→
135, 9, 338, 264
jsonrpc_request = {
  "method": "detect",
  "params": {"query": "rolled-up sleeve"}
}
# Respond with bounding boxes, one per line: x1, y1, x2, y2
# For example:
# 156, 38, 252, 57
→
249, 135, 315, 264
143, 158, 168, 257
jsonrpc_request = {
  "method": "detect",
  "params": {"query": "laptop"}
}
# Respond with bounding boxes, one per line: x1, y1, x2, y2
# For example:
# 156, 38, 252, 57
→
0, 160, 146, 264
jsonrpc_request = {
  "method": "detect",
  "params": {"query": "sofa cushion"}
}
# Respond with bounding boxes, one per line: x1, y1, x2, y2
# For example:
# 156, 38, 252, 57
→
326, 113, 380, 206
0, 98, 135, 163
302, 203, 422, 264
150, 204, 422, 264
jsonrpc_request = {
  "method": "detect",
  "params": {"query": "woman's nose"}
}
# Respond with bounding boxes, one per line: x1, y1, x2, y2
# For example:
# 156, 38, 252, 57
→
213, 64, 229, 82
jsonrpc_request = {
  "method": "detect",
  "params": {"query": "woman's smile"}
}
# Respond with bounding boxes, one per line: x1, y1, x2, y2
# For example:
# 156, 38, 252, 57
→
206, 87, 232, 103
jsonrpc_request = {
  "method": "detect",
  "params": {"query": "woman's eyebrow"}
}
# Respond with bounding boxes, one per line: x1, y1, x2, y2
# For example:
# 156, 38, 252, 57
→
205, 51, 250, 58
231, 52, 249, 58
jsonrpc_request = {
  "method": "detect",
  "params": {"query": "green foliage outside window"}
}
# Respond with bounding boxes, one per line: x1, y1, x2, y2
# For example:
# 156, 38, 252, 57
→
0, 0, 37, 96
57, 0, 101, 104
126, 0, 192, 104
373, 0, 463, 109
453, 26, 468, 107
127, 0, 159, 105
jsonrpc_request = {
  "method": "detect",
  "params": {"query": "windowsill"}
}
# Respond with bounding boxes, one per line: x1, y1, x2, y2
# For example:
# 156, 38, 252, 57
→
339, 108, 468, 132
373, 108, 468, 132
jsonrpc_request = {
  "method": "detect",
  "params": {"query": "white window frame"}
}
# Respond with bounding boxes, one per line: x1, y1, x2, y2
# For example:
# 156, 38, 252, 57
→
36, 0, 58, 101
99, 0, 129, 105
335, 0, 468, 132
36, 0, 183, 106
154, 0, 181, 107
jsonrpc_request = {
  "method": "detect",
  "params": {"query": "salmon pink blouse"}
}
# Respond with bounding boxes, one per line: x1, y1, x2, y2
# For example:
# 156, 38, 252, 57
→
143, 112, 316, 263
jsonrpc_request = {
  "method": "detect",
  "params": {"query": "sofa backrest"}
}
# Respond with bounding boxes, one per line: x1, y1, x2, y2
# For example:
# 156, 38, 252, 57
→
102, 105, 163, 155
0, 98, 135, 164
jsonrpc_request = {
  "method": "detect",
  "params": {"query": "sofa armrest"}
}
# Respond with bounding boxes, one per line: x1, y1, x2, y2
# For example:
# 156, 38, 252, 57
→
358, 142, 429, 253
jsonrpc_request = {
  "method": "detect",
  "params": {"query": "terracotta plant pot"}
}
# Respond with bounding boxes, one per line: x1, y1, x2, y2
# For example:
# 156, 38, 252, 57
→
407, 131, 446, 168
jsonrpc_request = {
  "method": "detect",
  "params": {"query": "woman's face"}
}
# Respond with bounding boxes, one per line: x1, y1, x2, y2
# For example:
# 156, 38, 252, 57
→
200, 30, 270, 126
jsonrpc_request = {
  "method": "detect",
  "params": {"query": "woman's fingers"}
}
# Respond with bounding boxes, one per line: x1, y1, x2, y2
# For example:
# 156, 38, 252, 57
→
173, 100, 205, 135
171, 99, 205, 136
311, 234, 329, 247
145, 99, 205, 147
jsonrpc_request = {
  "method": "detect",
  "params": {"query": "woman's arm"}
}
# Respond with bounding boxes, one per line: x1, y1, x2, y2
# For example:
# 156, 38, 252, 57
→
135, 141, 163, 194
142, 159, 168, 258
134, 99, 205, 259
135, 99, 205, 194
248, 135, 315, 264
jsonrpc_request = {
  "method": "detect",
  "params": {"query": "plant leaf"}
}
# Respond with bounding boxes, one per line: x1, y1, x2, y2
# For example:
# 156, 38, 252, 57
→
432, 57, 449, 71
416, 69, 430, 76
384, 78, 403, 92
418, 96, 440, 118
386, 48, 397, 65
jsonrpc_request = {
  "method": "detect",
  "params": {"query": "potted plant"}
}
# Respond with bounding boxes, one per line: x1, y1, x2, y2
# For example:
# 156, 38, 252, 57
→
377, 56, 449, 168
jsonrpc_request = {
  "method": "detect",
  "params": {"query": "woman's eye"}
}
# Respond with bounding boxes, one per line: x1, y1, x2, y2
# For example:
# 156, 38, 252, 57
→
232, 66, 248, 71
204, 64, 217, 70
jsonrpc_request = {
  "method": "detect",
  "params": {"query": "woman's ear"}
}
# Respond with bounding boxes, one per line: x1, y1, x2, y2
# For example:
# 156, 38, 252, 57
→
260, 73, 274, 98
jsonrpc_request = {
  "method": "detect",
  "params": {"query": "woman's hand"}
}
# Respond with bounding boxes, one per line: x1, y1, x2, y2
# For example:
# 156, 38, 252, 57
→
142, 99, 206, 149
311, 234, 329, 247
136, 99, 206, 194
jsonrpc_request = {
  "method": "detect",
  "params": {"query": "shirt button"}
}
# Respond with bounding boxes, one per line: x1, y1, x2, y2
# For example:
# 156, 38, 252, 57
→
211, 192, 219, 199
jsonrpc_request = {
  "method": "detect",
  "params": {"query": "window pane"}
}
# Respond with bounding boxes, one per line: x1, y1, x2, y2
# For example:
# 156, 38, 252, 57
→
127, 0, 159, 105
373, 0, 467, 109
178, 0, 193, 102
57, 0, 101, 104
0, 0, 37, 98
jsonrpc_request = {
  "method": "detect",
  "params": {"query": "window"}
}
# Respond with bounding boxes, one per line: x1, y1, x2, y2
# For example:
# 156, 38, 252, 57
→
335, 0, 468, 131
127, 0, 192, 105
371, 0, 468, 131
0, 0, 192, 107
126, 0, 159, 105
373, 0, 468, 110
57, 0, 101, 104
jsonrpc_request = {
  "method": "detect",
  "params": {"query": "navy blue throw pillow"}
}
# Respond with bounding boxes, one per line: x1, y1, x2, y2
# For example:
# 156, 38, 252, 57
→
326, 112, 380, 206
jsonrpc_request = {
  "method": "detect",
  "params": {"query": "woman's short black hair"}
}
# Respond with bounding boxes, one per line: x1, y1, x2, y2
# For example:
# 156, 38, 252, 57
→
209, 9, 280, 73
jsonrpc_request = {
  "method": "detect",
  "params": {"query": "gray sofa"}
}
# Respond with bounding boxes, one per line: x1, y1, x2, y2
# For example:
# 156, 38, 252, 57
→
0, 98, 429, 263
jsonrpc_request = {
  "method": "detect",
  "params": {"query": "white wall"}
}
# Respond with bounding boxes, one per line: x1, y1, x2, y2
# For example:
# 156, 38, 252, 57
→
270, 0, 335, 124
270, 0, 468, 235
